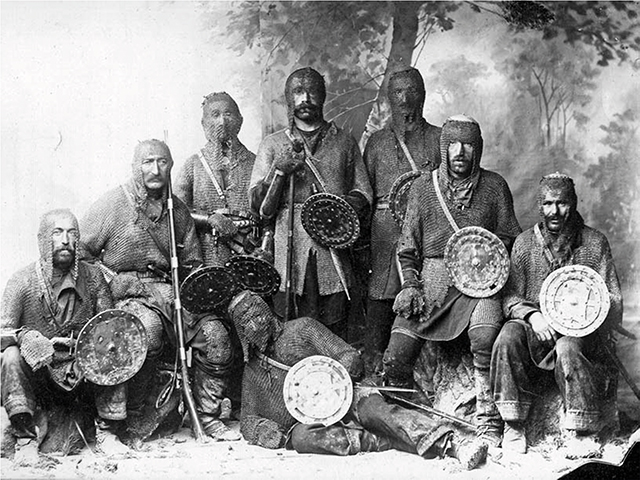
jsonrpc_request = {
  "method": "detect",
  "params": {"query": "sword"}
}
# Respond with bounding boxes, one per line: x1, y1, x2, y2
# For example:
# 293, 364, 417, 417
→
383, 392, 478, 431
330, 248, 351, 301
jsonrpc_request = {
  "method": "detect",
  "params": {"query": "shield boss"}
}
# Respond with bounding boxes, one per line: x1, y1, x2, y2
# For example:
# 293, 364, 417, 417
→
444, 226, 510, 298
539, 265, 610, 337
301, 193, 360, 249
180, 266, 239, 314
283, 355, 353, 426
389, 171, 421, 227
226, 255, 281, 297
76, 309, 148, 386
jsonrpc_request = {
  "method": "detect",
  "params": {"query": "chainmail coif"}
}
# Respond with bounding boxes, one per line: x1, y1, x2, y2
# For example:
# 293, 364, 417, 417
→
227, 291, 363, 448
285, 67, 326, 129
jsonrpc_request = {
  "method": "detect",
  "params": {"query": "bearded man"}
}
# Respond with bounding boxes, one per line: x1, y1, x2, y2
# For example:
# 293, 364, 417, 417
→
382, 115, 522, 446
249, 67, 372, 340
81, 139, 239, 443
228, 290, 487, 470
491, 173, 623, 456
1, 209, 120, 462
362, 66, 441, 370
175, 92, 258, 266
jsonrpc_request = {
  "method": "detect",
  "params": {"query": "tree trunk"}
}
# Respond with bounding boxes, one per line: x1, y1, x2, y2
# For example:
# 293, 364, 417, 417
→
359, 1, 422, 149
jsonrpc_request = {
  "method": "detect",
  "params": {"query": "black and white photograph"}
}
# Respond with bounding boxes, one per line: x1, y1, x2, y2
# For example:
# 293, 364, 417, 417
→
1, 1, 639, 478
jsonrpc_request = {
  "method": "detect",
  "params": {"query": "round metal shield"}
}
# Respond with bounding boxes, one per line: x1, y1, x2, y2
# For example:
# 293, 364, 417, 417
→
283, 355, 353, 426
226, 255, 281, 297
301, 193, 360, 249
389, 170, 422, 227
539, 265, 610, 338
76, 309, 148, 386
180, 266, 239, 314
444, 226, 510, 298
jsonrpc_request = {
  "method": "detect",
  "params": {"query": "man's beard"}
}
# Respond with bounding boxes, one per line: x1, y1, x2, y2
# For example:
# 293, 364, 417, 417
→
390, 104, 420, 133
294, 103, 322, 123
52, 247, 75, 271
206, 124, 232, 146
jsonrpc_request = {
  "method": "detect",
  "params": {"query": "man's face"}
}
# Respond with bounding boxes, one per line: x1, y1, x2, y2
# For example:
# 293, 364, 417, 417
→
388, 75, 424, 126
541, 189, 572, 233
202, 99, 241, 144
50, 215, 78, 271
447, 141, 475, 179
139, 144, 171, 192
290, 77, 323, 124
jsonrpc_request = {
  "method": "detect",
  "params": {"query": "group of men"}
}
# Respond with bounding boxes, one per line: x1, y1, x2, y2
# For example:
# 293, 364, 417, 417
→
1, 64, 624, 467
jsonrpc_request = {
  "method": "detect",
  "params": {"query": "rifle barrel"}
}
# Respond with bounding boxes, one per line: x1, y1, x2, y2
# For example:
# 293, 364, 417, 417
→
167, 175, 207, 442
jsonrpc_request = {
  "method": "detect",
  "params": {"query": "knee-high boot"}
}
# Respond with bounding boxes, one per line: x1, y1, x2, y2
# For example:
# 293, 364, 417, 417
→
475, 367, 502, 446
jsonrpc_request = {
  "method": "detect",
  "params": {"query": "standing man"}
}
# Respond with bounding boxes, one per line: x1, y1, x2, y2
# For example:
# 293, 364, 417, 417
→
491, 173, 623, 456
363, 66, 441, 370
382, 115, 522, 446
175, 92, 259, 266
249, 67, 372, 340
1, 209, 123, 461
81, 139, 239, 442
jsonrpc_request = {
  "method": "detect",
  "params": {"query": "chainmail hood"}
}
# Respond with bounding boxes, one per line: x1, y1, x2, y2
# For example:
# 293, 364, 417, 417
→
37, 208, 80, 282
536, 172, 584, 268
285, 67, 326, 129
127, 139, 174, 208
228, 290, 284, 362
438, 114, 483, 209
202, 91, 243, 146
388, 66, 425, 139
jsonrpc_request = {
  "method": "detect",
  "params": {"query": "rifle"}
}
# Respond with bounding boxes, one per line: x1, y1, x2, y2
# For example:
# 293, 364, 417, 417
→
165, 135, 207, 442
284, 141, 304, 322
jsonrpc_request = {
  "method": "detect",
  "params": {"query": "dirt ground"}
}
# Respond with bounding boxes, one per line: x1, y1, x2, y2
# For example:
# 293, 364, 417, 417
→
1, 412, 637, 480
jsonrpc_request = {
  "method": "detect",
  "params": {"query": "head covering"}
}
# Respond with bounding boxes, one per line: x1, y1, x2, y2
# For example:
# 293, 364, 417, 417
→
388, 66, 426, 138
228, 290, 283, 363
37, 208, 80, 282
537, 172, 584, 268
201, 91, 243, 143
285, 67, 326, 129
127, 139, 173, 209
438, 114, 483, 209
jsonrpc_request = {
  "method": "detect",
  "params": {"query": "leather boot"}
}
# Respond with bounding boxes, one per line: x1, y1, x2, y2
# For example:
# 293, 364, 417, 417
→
359, 430, 393, 453
475, 367, 502, 447
503, 421, 527, 454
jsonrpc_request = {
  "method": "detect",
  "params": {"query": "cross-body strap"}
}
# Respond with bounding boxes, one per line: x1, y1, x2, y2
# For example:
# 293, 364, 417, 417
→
285, 128, 328, 192
198, 150, 229, 209
394, 132, 419, 172
432, 170, 460, 232
534, 223, 558, 267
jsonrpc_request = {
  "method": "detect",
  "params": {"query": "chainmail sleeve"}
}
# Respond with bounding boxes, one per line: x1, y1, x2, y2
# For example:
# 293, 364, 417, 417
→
397, 176, 426, 270
248, 136, 277, 214
346, 135, 373, 206
502, 233, 539, 321
84, 262, 114, 314
1, 268, 28, 330
490, 172, 522, 252
173, 155, 195, 210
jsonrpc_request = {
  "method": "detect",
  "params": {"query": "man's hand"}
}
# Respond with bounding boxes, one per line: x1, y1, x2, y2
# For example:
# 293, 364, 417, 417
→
274, 147, 305, 175
529, 312, 558, 345
18, 330, 54, 371
208, 213, 238, 238
393, 286, 426, 318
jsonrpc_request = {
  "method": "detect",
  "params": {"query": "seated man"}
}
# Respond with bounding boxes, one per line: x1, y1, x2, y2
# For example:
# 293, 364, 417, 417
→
228, 290, 488, 470
383, 115, 522, 446
491, 173, 623, 456
80, 139, 239, 443
1, 209, 121, 462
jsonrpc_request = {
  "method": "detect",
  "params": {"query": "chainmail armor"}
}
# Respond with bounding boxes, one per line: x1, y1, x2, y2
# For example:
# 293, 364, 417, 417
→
398, 170, 521, 321
364, 120, 441, 299
175, 130, 257, 266
18, 330, 54, 371
503, 223, 623, 330
249, 123, 373, 296
201, 320, 233, 365
228, 292, 363, 447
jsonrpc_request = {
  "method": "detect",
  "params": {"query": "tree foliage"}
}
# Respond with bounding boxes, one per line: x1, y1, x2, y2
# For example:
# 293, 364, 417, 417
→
584, 108, 639, 285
